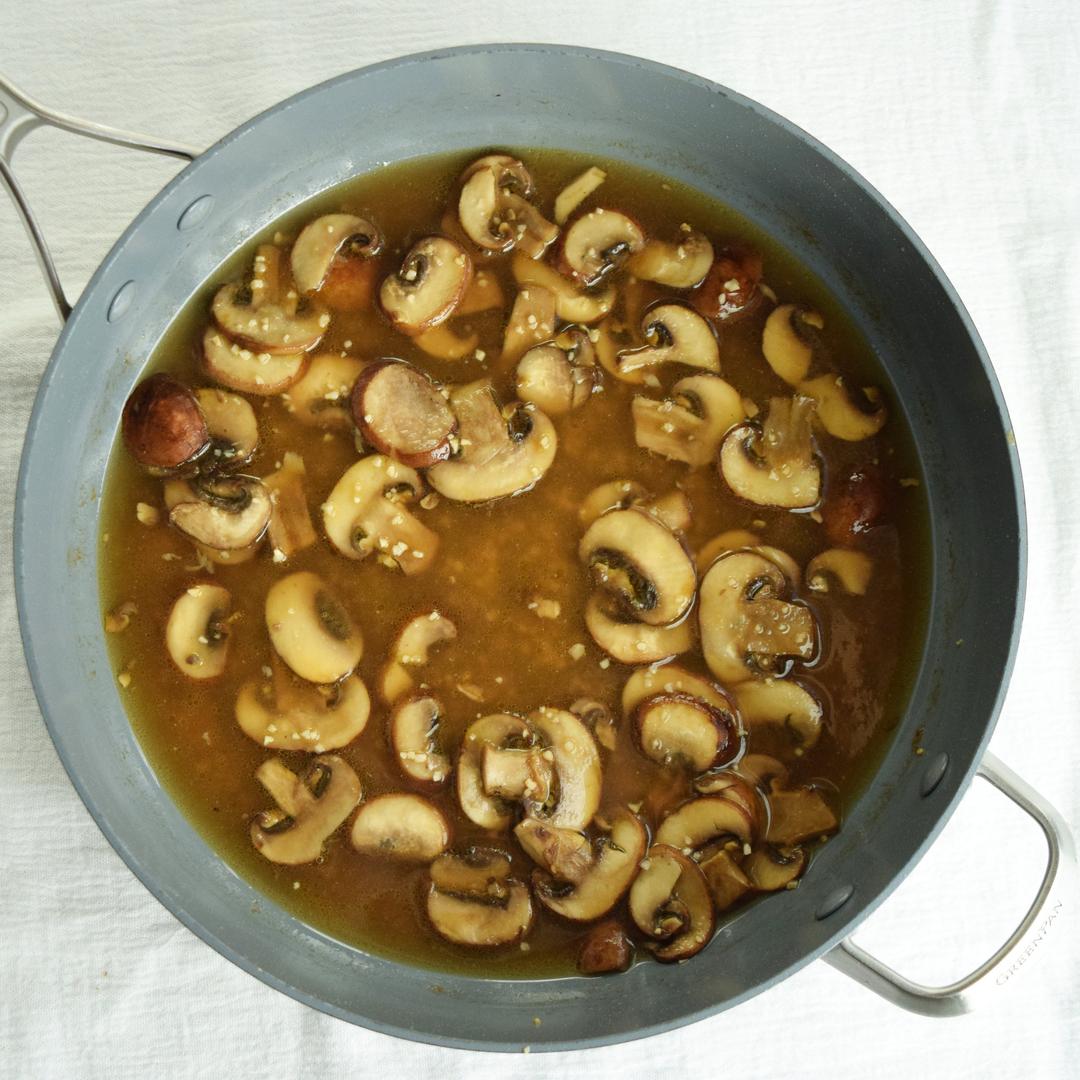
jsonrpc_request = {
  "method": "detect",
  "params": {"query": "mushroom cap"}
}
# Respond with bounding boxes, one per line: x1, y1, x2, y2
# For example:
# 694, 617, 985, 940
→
584, 592, 694, 665
617, 303, 720, 377
390, 694, 451, 785
800, 373, 887, 441
628, 844, 715, 961
761, 304, 824, 385
194, 387, 258, 471
628, 231, 714, 289
655, 795, 754, 852
633, 692, 739, 773
734, 678, 823, 749
201, 327, 308, 396
379, 236, 472, 335
165, 583, 231, 680
167, 475, 272, 551
122, 374, 209, 471
291, 213, 382, 295
560, 209, 645, 287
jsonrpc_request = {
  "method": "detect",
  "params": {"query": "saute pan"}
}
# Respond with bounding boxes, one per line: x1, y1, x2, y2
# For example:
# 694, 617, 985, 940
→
5, 44, 1074, 1051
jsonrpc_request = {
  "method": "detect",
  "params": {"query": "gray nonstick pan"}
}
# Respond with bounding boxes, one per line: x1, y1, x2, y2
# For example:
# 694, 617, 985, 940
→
4, 44, 1073, 1051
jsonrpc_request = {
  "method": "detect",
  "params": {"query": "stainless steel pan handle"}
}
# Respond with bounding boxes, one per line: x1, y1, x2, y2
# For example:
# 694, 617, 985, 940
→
824, 752, 1075, 1016
0, 73, 200, 322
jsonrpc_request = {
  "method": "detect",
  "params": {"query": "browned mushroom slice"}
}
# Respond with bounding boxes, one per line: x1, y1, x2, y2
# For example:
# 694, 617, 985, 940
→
213, 245, 329, 354
698, 848, 752, 911
380, 236, 472, 335
554, 165, 607, 225
693, 247, 764, 324
629, 844, 715, 961
585, 593, 694, 665
350, 793, 450, 862
350, 360, 457, 468
283, 354, 366, 430
482, 746, 554, 804
737, 753, 790, 792
633, 692, 738, 772
194, 387, 258, 472
122, 374, 209, 472
632, 374, 743, 467
250, 755, 361, 865
766, 788, 838, 845
559, 209, 645, 287
202, 327, 308, 396
427, 878, 533, 947
734, 678, 823, 749
515, 818, 594, 884
457, 154, 558, 258
621, 664, 730, 718
799, 373, 887, 441
391, 694, 451, 786
430, 847, 512, 899
744, 845, 807, 890
168, 474, 271, 550
578, 919, 633, 974
428, 382, 557, 503
822, 461, 891, 546
262, 452, 316, 560
761, 304, 825, 385
528, 707, 602, 830
511, 251, 615, 324
290, 213, 382, 297
165, 583, 231, 679
720, 396, 821, 509
806, 548, 873, 595
265, 570, 363, 684
515, 330, 597, 416
617, 303, 720, 378
457, 713, 535, 830
655, 795, 754, 851
569, 698, 617, 752
580, 508, 697, 626
628, 231, 714, 289
379, 610, 458, 704
692, 773, 761, 833
534, 810, 646, 921
501, 284, 557, 365
322, 456, 437, 574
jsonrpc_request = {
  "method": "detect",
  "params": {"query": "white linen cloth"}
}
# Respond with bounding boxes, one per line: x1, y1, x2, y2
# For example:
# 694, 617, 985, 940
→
1, 2, 1078, 1076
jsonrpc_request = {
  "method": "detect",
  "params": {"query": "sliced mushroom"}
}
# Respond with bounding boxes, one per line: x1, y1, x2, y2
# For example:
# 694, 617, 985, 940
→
693, 247, 764, 324
167, 474, 271, 550
282, 354, 366, 430
580, 508, 696, 626
250, 755, 361, 865
430, 847, 512, 899
350, 360, 457, 468
761, 305, 825, 385
515, 818, 594, 884
766, 788, 838, 845
122, 374, 209, 472
213, 245, 328, 354
585, 593, 694, 664
720, 396, 821, 509
515, 329, 597, 415
428, 382, 557, 503
482, 746, 554, 804
501, 284, 557, 365
322, 456, 437, 574
578, 479, 650, 528
629, 844, 715, 961
617, 304, 720, 377
744, 845, 806, 890
202, 327, 308, 396
534, 810, 646, 921
290, 213, 382, 297
696, 530, 802, 585
632, 373, 742, 466
799, 373, 887, 441
559, 209, 645, 287
621, 664, 730, 718
734, 678, 823, 749
456, 269, 506, 314
737, 753, 790, 792
699, 551, 817, 683
644, 490, 693, 534
628, 231, 714, 289
194, 387, 258, 472
413, 323, 480, 361
379, 236, 472, 335
511, 250, 615, 324
554, 165, 607, 225
528, 707, 602, 830
265, 571, 363, 684
457, 155, 558, 258
379, 609, 458, 704
578, 919, 633, 974
656, 795, 754, 852
457, 713, 535, 829
807, 548, 873, 595
236, 668, 370, 751
691, 773, 761, 832
390, 694, 451, 786
569, 698, 618, 752
263, 451, 316, 560
165, 583, 231, 679
698, 848, 752, 911
822, 462, 890, 545
350, 793, 450, 862
426, 877, 533, 947
633, 692, 738, 772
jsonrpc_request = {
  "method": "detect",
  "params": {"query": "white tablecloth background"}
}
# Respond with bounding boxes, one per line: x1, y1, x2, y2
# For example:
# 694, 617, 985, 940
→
2, 2, 1078, 1076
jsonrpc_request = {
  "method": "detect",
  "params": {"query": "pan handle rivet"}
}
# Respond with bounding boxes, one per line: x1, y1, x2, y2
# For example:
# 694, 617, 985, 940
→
919, 751, 949, 797
177, 194, 214, 231
106, 280, 136, 323
815, 884, 854, 920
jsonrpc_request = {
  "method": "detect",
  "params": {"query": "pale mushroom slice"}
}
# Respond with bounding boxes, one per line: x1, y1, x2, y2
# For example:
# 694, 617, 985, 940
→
628, 231, 714, 289
766, 787, 838, 846
655, 795, 754, 852
559, 209, 646, 287
165, 583, 231, 679
428, 381, 557, 503
641, 489, 693, 534
457, 713, 535, 830
250, 755, 361, 865
806, 548, 873, 595
213, 245, 329, 354
265, 570, 363, 684
800, 373, 887, 441
533, 810, 646, 922
236, 670, 370, 751
629, 844, 715, 961
734, 678, 824, 749
696, 529, 802, 585
501, 284, 557, 365
350, 360, 457, 468
578, 479, 649, 528
263, 452, 317, 560
482, 746, 555, 804
528, 707, 602, 830
515, 328, 598, 416
621, 664, 730, 719
617, 303, 720, 378
554, 165, 607, 225
762, 304, 825, 385
585, 593, 694, 665
632, 374, 743, 467
202, 327, 308, 396
569, 698, 617, 752
379, 236, 472, 335
391, 694, 452, 786
413, 323, 480, 361
743, 845, 807, 891
322, 456, 437, 575
194, 387, 258, 472
167, 474, 271, 550
122, 374, 210, 472
350, 793, 450, 862
514, 818, 594, 885
720, 396, 821, 509
379, 610, 458, 704
283, 354, 366, 430
457, 154, 558, 258
580, 507, 697, 627
699, 551, 817, 684
633, 692, 739, 773
511, 251, 615, 324
456, 269, 505, 315
698, 847, 753, 911
427, 877, 534, 947
290, 213, 382, 295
